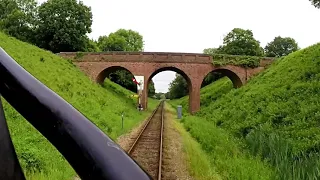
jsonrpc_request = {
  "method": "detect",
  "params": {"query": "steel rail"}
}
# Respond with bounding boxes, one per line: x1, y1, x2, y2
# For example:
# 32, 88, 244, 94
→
127, 101, 163, 154
158, 101, 164, 180
128, 100, 165, 180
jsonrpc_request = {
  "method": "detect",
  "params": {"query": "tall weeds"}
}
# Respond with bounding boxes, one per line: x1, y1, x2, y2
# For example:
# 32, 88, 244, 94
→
246, 130, 320, 180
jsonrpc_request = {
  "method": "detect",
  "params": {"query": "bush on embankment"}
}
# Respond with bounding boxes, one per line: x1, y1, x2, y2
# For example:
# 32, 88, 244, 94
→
0, 32, 157, 179
170, 42, 320, 179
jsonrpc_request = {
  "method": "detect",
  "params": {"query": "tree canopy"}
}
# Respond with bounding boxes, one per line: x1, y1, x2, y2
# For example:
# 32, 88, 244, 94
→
310, 0, 320, 8
264, 36, 299, 57
98, 29, 144, 52
219, 28, 264, 56
0, 0, 38, 43
168, 74, 189, 99
203, 48, 223, 54
35, 0, 93, 53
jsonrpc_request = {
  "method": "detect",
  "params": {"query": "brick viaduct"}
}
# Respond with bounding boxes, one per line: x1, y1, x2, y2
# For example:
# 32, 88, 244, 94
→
57, 52, 274, 114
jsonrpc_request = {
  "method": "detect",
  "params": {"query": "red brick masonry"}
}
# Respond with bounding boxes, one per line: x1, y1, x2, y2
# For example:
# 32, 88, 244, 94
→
57, 52, 274, 114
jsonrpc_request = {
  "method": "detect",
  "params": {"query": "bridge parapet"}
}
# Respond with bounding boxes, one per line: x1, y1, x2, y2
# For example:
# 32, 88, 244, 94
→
58, 52, 212, 63
57, 52, 275, 67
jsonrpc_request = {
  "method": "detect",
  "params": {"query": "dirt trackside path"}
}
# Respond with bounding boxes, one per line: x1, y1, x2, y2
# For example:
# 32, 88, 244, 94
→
161, 103, 194, 180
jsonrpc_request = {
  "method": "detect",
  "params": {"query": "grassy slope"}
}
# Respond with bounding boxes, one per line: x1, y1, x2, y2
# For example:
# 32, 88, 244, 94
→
171, 79, 274, 179
0, 32, 158, 179
170, 43, 320, 179
165, 103, 222, 180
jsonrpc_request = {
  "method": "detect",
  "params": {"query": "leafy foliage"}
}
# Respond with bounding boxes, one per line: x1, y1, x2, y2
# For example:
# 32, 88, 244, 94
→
211, 54, 263, 68
84, 38, 101, 52
153, 92, 166, 99
219, 28, 264, 56
35, 0, 93, 53
148, 81, 155, 97
201, 72, 224, 88
109, 70, 137, 92
203, 47, 223, 54
265, 36, 299, 57
168, 74, 189, 99
168, 72, 224, 99
97, 29, 144, 52
310, 0, 320, 8
0, 0, 38, 43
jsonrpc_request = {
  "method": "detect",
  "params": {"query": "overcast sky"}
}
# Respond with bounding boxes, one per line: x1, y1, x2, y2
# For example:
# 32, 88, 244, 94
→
38, 0, 320, 93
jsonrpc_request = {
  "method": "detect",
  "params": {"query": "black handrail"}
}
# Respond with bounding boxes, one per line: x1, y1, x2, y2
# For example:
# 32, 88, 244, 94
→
0, 97, 26, 180
0, 48, 151, 180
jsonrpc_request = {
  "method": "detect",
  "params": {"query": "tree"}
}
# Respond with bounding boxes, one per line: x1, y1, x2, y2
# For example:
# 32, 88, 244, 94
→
310, 0, 320, 8
168, 74, 188, 99
35, 0, 92, 53
264, 36, 299, 57
148, 81, 155, 97
220, 28, 264, 56
165, 92, 170, 99
84, 38, 100, 52
203, 47, 224, 54
0, 0, 38, 43
97, 35, 109, 51
98, 29, 144, 52
202, 72, 224, 87
109, 70, 137, 92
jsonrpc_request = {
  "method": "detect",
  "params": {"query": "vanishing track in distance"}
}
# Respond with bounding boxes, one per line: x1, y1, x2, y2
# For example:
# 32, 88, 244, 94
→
128, 101, 164, 180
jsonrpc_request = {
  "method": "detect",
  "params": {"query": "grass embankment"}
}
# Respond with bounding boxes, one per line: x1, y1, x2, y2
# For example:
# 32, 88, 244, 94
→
165, 102, 222, 180
0, 32, 158, 180
170, 43, 320, 179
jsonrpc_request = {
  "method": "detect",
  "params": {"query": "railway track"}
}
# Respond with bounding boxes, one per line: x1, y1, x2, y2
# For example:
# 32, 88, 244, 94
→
128, 101, 164, 180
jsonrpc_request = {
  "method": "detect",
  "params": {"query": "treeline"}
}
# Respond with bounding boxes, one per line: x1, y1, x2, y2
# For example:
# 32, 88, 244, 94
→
0, 0, 155, 96
167, 0, 320, 99
167, 28, 300, 99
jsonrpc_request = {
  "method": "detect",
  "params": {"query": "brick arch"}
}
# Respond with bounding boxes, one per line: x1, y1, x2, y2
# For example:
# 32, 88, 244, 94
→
96, 66, 135, 84
144, 66, 193, 111
146, 66, 192, 88
203, 68, 244, 88
57, 52, 274, 114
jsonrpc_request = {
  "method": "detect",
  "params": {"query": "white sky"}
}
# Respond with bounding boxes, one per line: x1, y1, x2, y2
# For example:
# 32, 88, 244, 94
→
38, 0, 320, 93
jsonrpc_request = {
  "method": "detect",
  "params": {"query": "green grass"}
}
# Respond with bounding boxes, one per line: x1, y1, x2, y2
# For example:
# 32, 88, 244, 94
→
166, 103, 222, 180
173, 77, 234, 112
170, 42, 320, 179
0, 32, 158, 179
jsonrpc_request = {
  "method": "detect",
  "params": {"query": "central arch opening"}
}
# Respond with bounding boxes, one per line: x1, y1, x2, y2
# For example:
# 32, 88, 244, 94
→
146, 67, 192, 109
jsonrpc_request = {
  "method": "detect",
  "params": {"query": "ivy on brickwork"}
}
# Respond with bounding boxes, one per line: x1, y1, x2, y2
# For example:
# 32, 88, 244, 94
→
210, 54, 263, 68
74, 52, 85, 59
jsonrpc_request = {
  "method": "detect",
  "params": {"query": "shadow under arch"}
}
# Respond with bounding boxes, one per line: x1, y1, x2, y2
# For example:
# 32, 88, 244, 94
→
146, 66, 192, 107
205, 68, 243, 88
96, 66, 137, 92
